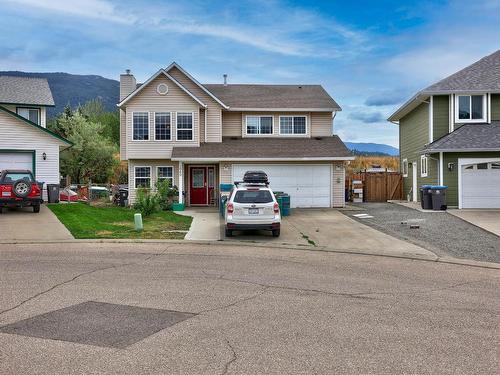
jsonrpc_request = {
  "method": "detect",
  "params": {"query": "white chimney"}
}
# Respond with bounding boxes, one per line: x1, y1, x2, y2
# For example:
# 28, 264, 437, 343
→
223, 74, 228, 86
120, 69, 136, 100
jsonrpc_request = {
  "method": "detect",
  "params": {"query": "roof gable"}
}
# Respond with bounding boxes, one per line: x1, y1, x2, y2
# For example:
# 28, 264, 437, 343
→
0, 105, 72, 147
0, 76, 55, 106
117, 69, 207, 108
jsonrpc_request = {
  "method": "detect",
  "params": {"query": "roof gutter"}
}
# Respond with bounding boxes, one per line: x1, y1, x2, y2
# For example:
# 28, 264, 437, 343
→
421, 148, 500, 154
227, 107, 341, 112
171, 156, 356, 162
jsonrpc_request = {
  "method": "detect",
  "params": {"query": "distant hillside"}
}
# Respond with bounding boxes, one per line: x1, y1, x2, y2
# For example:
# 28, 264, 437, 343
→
0, 71, 119, 117
345, 142, 399, 156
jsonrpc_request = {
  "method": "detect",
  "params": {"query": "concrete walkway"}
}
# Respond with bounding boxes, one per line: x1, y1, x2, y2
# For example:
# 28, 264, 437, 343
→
449, 209, 500, 236
177, 208, 220, 241
0, 205, 73, 241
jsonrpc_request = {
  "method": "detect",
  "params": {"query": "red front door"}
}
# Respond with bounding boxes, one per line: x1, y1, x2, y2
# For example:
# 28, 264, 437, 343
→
190, 167, 207, 205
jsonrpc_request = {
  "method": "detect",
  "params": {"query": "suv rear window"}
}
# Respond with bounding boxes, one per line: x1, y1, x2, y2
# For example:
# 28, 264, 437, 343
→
234, 190, 274, 204
3, 173, 33, 182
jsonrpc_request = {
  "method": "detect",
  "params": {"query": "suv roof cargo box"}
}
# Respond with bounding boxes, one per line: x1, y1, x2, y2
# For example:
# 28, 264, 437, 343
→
243, 170, 269, 184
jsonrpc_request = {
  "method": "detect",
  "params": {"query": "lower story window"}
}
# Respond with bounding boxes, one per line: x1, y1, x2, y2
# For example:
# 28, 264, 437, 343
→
134, 167, 151, 188
177, 112, 193, 141
157, 166, 173, 186
402, 158, 408, 177
420, 156, 428, 177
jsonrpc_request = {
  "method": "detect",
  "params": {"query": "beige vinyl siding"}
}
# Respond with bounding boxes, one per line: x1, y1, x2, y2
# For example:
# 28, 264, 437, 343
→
120, 109, 126, 160
125, 75, 200, 159
491, 94, 500, 121
222, 111, 243, 137
168, 66, 223, 143
0, 110, 61, 200
432, 95, 449, 140
199, 108, 206, 142
218, 160, 345, 207
310, 112, 333, 136
128, 159, 179, 204
120, 74, 136, 100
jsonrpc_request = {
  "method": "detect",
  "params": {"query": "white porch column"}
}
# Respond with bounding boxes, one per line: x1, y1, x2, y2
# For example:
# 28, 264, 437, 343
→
178, 161, 184, 204
439, 152, 444, 185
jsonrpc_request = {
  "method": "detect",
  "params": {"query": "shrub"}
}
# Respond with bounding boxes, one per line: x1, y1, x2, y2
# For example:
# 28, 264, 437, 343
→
133, 188, 160, 216
155, 179, 179, 210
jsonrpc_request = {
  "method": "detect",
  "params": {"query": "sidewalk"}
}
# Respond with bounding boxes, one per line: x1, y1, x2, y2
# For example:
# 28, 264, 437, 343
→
176, 208, 220, 241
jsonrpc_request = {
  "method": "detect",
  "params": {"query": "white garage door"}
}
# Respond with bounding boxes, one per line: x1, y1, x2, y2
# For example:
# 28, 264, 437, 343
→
461, 162, 500, 208
0, 152, 33, 172
232, 164, 331, 208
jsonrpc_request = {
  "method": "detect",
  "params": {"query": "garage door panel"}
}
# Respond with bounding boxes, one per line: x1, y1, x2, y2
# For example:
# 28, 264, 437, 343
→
0, 152, 33, 171
461, 163, 500, 208
233, 164, 331, 208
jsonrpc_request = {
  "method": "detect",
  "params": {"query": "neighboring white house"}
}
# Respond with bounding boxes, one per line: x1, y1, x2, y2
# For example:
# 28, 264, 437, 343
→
0, 76, 72, 199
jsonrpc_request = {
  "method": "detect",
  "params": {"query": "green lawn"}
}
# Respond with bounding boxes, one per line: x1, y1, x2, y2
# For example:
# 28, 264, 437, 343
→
48, 203, 192, 239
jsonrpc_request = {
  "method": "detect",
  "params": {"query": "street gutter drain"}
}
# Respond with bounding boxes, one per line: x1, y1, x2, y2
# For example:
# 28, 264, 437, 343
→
0, 301, 196, 348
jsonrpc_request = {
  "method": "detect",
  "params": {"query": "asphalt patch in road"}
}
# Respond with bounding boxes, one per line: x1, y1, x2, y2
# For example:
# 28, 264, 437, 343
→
0, 301, 195, 348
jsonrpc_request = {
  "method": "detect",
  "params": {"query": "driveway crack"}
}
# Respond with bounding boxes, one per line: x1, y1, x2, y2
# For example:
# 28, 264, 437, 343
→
221, 338, 237, 375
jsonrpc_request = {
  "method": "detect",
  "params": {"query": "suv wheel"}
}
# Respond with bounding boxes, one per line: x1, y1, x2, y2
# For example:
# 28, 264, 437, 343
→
33, 204, 40, 213
13, 180, 32, 198
0, 207, 3, 214
225, 228, 233, 237
272, 229, 280, 237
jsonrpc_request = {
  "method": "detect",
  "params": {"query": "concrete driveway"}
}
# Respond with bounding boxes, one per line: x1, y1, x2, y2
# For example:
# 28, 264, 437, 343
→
223, 208, 435, 259
449, 209, 500, 236
0, 204, 73, 241
0, 242, 498, 374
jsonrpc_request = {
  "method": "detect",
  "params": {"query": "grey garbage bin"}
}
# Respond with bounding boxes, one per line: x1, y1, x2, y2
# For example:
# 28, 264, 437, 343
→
47, 184, 60, 203
430, 186, 447, 210
420, 185, 433, 210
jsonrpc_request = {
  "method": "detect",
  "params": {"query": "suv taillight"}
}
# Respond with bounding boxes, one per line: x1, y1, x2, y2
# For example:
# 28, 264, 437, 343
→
274, 202, 279, 214
31, 184, 41, 196
227, 203, 234, 214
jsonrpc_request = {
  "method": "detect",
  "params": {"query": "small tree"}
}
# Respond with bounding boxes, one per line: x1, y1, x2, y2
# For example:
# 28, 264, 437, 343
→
155, 179, 178, 210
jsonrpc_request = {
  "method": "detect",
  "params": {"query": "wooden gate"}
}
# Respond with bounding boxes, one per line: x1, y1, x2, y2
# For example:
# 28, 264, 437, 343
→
347, 171, 403, 202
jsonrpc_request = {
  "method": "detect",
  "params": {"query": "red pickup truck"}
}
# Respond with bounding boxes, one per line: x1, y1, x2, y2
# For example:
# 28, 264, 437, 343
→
0, 170, 42, 213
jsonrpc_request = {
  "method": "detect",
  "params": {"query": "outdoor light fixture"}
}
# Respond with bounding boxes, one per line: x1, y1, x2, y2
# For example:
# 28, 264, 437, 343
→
447, 162, 454, 171
42, 152, 47, 160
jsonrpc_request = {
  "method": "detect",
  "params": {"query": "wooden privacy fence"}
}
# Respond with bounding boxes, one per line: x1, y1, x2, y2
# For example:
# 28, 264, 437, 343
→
347, 171, 403, 202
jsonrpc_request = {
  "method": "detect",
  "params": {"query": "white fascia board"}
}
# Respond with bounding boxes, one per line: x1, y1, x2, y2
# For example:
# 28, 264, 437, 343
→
228, 107, 340, 112
165, 62, 229, 109
117, 69, 207, 108
171, 156, 355, 162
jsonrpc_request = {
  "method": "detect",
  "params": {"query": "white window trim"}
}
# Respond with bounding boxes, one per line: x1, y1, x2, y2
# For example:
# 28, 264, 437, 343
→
420, 155, 428, 177
153, 111, 172, 141
134, 166, 152, 189
157, 166, 174, 186
132, 112, 150, 141
176, 111, 194, 142
454, 94, 486, 123
402, 158, 408, 177
245, 115, 274, 136
278, 115, 308, 136
16, 107, 41, 125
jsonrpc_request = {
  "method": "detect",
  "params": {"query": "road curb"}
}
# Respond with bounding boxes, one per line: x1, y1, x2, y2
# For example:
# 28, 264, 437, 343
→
1, 238, 499, 270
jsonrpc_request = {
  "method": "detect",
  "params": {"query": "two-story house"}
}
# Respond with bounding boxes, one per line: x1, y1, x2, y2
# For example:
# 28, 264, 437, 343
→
0, 76, 71, 199
118, 63, 353, 208
389, 50, 500, 209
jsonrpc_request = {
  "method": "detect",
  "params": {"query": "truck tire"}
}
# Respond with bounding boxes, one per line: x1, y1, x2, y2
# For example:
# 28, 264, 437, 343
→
225, 228, 233, 237
272, 229, 280, 237
13, 180, 31, 198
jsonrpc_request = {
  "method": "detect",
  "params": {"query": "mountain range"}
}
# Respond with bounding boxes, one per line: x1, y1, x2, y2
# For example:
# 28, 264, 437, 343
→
0, 71, 399, 155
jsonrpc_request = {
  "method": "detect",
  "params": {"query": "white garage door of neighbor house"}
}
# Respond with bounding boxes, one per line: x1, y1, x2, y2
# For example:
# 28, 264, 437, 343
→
0, 152, 33, 172
461, 162, 500, 208
233, 164, 331, 208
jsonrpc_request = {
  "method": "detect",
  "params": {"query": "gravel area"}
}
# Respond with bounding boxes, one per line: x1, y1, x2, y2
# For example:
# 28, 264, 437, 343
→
343, 203, 500, 263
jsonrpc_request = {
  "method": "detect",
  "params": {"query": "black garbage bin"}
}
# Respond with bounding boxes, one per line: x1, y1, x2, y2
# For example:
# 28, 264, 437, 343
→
430, 185, 448, 210
420, 185, 433, 210
119, 188, 129, 207
47, 184, 60, 203
37, 182, 45, 202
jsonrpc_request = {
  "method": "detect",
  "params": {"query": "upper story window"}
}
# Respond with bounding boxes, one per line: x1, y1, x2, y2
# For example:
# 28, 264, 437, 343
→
177, 112, 193, 141
455, 95, 485, 122
279, 116, 307, 135
17, 107, 40, 125
133, 112, 149, 140
154, 112, 171, 140
246, 116, 273, 135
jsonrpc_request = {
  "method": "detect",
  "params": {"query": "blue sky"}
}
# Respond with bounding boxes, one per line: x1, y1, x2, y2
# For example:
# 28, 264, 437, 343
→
1, 0, 499, 147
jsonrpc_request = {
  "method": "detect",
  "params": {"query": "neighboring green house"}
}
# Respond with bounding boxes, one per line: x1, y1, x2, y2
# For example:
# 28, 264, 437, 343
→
388, 50, 500, 209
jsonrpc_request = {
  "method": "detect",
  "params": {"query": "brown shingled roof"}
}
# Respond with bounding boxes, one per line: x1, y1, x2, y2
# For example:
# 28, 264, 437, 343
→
171, 136, 352, 160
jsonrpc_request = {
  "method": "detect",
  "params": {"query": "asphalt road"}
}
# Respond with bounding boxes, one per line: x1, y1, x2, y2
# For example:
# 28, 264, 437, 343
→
0, 242, 499, 374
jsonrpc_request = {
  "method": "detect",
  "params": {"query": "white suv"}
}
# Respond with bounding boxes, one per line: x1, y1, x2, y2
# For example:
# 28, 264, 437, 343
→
225, 183, 281, 237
